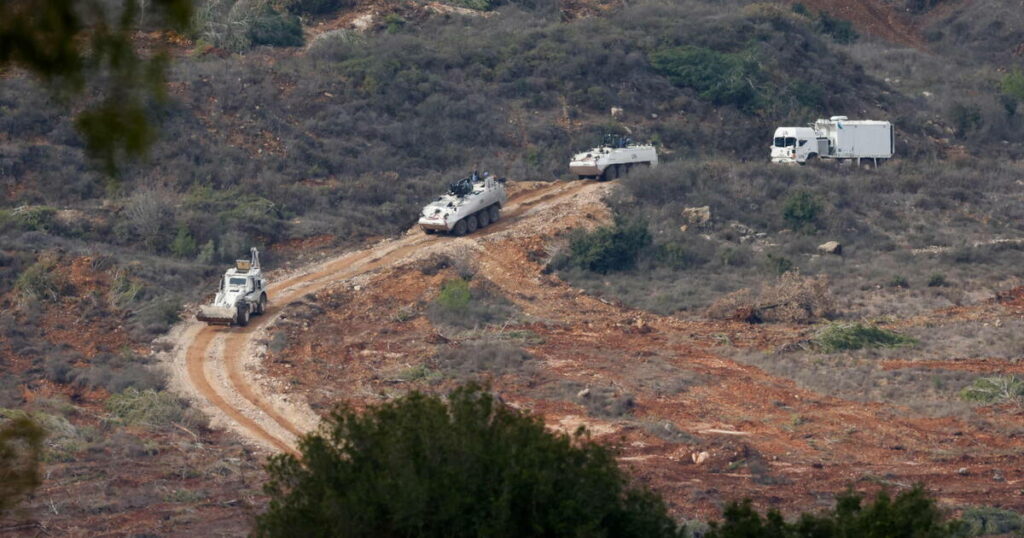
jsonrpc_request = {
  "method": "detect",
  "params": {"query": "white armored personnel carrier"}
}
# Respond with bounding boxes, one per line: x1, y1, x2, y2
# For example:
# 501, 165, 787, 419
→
418, 171, 507, 236
569, 134, 658, 180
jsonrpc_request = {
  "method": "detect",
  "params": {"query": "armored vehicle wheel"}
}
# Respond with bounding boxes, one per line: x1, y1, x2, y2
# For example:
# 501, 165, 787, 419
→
489, 204, 500, 222
601, 165, 616, 181
477, 209, 490, 228
237, 305, 250, 327
453, 219, 467, 236
466, 215, 479, 233
424, 228, 436, 235
255, 294, 267, 315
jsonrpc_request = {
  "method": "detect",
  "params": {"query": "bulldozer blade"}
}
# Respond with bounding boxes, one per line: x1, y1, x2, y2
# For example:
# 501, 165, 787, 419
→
196, 305, 236, 325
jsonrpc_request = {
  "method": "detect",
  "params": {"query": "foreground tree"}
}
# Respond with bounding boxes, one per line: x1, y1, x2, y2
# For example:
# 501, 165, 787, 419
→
707, 485, 962, 538
0, 415, 45, 517
0, 0, 192, 171
255, 385, 683, 537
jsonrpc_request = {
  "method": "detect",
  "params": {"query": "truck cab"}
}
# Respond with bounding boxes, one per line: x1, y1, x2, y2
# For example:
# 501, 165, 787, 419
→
771, 127, 820, 164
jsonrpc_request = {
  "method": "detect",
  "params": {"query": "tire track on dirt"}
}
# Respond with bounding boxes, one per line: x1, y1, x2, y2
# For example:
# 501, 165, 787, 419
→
180, 180, 600, 452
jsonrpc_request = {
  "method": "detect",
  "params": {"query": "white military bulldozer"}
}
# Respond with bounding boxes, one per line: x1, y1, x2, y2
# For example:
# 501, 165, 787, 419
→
196, 247, 268, 326
418, 171, 507, 236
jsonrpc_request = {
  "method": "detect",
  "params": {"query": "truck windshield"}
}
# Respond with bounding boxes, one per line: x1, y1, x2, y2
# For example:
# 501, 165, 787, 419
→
774, 137, 797, 147
228, 277, 248, 287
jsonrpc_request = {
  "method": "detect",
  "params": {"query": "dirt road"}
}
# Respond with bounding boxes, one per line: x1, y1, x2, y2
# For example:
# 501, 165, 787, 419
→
168, 179, 606, 453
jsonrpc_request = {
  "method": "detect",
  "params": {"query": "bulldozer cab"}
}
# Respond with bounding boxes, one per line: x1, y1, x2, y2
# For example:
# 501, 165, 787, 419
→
226, 275, 251, 292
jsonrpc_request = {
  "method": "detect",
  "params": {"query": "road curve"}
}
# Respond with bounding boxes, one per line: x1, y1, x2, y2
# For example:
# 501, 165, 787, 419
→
180, 180, 602, 453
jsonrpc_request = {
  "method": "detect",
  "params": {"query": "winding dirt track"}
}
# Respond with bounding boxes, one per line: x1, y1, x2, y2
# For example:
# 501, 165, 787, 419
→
180, 180, 600, 453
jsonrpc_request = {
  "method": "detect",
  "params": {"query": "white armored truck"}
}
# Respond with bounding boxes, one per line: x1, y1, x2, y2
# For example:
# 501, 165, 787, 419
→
569, 134, 658, 180
771, 116, 894, 166
196, 247, 268, 326
418, 172, 507, 236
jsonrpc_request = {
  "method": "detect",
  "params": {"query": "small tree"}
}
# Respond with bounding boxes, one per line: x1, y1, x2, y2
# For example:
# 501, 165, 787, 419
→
256, 385, 683, 537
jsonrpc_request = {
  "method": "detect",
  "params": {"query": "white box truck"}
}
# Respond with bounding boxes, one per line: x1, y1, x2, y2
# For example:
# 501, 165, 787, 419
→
771, 116, 894, 166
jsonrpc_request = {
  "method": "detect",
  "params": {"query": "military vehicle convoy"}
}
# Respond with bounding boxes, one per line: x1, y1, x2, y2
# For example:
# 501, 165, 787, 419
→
418, 171, 507, 236
569, 134, 658, 180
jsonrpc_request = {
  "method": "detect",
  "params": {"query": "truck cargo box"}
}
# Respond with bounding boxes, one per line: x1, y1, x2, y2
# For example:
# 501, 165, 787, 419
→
814, 119, 893, 159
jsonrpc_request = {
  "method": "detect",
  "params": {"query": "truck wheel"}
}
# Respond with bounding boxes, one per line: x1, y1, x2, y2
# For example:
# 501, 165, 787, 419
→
477, 209, 490, 228
237, 306, 249, 327
453, 219, 467, 236
256, 294, 267, 315
466, 215, 478, 233
489, 204, 500, 223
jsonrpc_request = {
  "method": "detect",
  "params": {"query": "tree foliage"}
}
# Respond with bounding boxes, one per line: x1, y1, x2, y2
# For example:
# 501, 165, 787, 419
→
256, 384, 683, 537
0, 415, 45, 516
707, 485, 962, 538
0, 0, 193, 172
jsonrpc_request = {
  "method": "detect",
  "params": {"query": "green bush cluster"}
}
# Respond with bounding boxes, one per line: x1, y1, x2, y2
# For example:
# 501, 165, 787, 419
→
650, 46, 763, 113
959, 506, 1024, 536
707, 485, 961, 537
567, 219, 651, 274
813, 322, 914, 353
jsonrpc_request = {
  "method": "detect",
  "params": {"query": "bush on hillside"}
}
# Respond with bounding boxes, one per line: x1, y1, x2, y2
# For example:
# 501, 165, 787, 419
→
427, 277, 515, 329
650, 46, 763, 113
959, 376, 1024, 404
707, 485, 961, 537
782, 190, 822, 233
255, 385, 683, 537
813, 322, 914, 353
249, 6, 304, 47
566, 219, 651, 274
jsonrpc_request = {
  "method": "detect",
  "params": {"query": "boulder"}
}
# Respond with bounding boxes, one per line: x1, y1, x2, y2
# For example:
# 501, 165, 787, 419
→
818, 241, 842, 255
610, 107, 624, 118
691, 451, 710, 465
682, 206, 711, 225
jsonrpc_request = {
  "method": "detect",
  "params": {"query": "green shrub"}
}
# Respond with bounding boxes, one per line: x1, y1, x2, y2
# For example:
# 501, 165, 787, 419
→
436, 278, 471, 313
286, 0, 348, 15
707, 485, 961, 537
650, 46, 763, 113
927, 273, 947, 287
949, 102, 983, 137
14, 257, 70, 303
813, 322, 914, 353
105, 388, 205, 430
5, 206, 57, 232
889, 275, 909, 289
568, 219, 651, 274
170, 226, 198, 259
959, 376, 1024, 404
249, 7, 304, 48
782, 191, 822, 232
429, 278, 514, 329
960, 506, 1024, 536
255, 385, 682, 537
1001, 70, 1024, 102
814, 11, 859, 44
